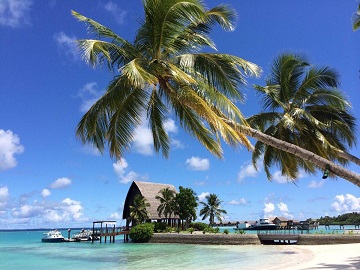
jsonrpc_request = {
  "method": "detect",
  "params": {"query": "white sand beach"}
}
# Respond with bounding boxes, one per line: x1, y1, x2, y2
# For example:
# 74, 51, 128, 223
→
270, 243, 360, 270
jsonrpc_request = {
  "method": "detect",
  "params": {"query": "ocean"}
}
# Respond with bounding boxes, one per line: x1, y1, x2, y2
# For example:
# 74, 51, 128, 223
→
0, 226, 347, 270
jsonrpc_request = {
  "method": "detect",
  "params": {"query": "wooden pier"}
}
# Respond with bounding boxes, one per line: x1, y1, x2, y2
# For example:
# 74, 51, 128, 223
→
257, 230, 300, 245
91, 221, 130, 243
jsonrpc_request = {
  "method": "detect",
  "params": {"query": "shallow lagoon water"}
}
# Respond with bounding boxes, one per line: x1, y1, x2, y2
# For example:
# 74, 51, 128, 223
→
0, 229, 310, 270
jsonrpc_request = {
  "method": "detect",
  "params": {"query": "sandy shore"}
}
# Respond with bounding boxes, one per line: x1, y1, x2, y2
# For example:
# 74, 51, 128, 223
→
271, 243, 360, 270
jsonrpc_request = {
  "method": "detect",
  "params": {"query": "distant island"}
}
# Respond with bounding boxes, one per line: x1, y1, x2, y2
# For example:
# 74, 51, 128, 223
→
316, 212, 360, 225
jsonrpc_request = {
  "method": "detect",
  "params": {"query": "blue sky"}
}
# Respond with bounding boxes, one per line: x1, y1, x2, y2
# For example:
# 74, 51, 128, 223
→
1, 0, 360, 229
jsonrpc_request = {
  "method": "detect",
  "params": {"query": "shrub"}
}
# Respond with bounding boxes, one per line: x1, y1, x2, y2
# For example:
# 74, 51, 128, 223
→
223, 229, 229, 235
213, 227, 220, 234
190, 222, 208, 231
153, 222, 167, 232
188, 227, 194, 234
235, 229, 246, 234
129, 223, 155, 243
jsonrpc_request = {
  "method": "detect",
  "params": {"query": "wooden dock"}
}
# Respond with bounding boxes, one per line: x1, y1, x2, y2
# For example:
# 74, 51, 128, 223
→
91, 221, 130, 243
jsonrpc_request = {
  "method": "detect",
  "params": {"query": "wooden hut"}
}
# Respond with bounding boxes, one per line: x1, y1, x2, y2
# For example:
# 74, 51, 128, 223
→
122, 181, 179, 228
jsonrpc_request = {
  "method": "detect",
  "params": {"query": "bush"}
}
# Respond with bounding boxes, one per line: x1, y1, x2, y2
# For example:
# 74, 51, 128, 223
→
190, 222, 208, 231
129, 223, 155, 243
188, 227, 194, 234
223, 229, 229, 235
213, 227, 220, 234
153, 222, 167, 232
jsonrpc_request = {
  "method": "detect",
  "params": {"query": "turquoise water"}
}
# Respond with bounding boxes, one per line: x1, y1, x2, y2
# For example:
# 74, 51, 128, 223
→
0, 229, 307, 270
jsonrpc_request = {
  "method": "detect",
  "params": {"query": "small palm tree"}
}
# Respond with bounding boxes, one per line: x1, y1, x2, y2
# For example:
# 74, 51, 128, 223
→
155, 187, 176, 226
248, 54, 357, 181
199, 194, 227, 226
129, 194, 150, 226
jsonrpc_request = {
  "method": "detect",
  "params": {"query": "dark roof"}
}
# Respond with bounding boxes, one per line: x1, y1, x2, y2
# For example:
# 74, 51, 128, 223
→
122, 181, 178, 220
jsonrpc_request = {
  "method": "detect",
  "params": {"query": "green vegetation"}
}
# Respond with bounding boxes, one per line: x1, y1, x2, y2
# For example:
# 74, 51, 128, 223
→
73, 0, 360, 186
175, 186, 198, 229
155, 188, 176, 226
129, 194, 150, 226
318, 212, 360, 225
199, 194, 227, 225
129, 223, 155, 243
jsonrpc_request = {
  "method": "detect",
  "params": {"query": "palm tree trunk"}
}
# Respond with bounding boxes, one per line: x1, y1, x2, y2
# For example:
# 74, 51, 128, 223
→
241, 126, 360, 187
335, 149, 360, 166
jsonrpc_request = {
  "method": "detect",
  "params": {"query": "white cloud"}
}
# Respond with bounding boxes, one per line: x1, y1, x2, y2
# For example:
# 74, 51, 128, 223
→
0, 186, 9, 210
110, 212, 121, 220
62, 198, 84, 220
12, 204, 42, 218
308, 179, 326, 188
277, 202, 293, 219
185, 156, 210, 171
76, 82, 103, 113
103, 1, 127, 24
49, 177, 72, 189
198, 192, 210, 202
133, 124, 154, 156
54, 31, 78, 60
272, 171, 289, 184
0, 129, 24, 170
164, 119, 178, 133
237, 163, 258, 182
228, 198, 247, 205
331, 194, 360, 213
41, 189, 51, 198
0, 0, 32, 27
113, 158, 147, 184
263, 202, 275, 217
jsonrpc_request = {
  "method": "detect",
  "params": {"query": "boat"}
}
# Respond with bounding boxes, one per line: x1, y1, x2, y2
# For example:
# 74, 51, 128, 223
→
71, 229, 98, 241
41, 230, 64, 242
236, 218, 280, 230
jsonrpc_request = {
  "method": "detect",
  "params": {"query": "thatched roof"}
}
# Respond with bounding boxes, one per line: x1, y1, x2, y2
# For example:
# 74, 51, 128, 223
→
122, 181, 178, 220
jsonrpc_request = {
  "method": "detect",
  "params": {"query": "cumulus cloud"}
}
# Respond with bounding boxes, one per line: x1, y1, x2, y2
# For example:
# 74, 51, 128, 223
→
263, 202, 275, 217
110, 212, 121, 220
103, 1, 127, 24
331, 194, 360, 213
113, 158, 147, 184
41, 189, 51, 198
76, 82, 103, 113
186, 156, 210, 171
49, 178, 72, 189
0, 129, 24, 170
237, 162, 258, 182
198, 192, 210, 202
228, 198, 247, 205
12, 204, 43, 218
277, 202, 293, 218
272, 171, 289, 184
54, 31, 78, 60
0, 0, 32, 27
133, 124, 154, 156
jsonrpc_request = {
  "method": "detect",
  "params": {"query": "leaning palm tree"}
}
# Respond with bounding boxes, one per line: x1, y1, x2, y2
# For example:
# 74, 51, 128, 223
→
72, 1, 360, 186
199, 193, 227, 226
353, 4, 360, 31
129, 194, 150, 226
247, 54, 358, 181
155, 187, 176, 226
72, 0, 260, 161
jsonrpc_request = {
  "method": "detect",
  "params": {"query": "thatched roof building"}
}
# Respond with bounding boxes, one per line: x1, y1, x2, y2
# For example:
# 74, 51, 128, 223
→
122, 181, 178, 226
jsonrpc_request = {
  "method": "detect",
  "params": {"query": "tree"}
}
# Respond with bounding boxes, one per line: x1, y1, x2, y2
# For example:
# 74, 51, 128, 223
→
175, 186, 198, 229
129, 194, 150, 226
72, 1, 360, 186
353, 4, 360, 31
155, 187, 176, 226
247, 54, 358, 181
72, 0, 260, 161
199, 193, 227, 226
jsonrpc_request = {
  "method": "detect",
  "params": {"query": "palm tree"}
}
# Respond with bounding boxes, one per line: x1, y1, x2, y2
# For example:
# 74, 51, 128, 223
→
155, 187, 176, 226
72, 1, 360, 186
199, 194, 227, 226
129, 194, 150, 226
72, 0, 260, 161
247, 54, 358, 181
353, 4, 360, 31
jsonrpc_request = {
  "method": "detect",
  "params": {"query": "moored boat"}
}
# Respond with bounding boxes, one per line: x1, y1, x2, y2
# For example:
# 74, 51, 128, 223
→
236, 218, 280, 230
41, 230, 64, 242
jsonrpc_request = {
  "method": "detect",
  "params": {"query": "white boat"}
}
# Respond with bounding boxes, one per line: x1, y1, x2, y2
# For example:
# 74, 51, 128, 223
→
237, 218, 280, 230
72, 229, 98, 241
41, 230, 64, 242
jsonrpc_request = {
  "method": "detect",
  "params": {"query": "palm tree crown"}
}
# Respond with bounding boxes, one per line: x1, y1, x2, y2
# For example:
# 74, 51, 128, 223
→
248, 54, 356, 181
129, 194, 150, 226
155, 187, 176, 222
72, 0, 260, 160
199, 193, 227, 225
353, 4, 360, 30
